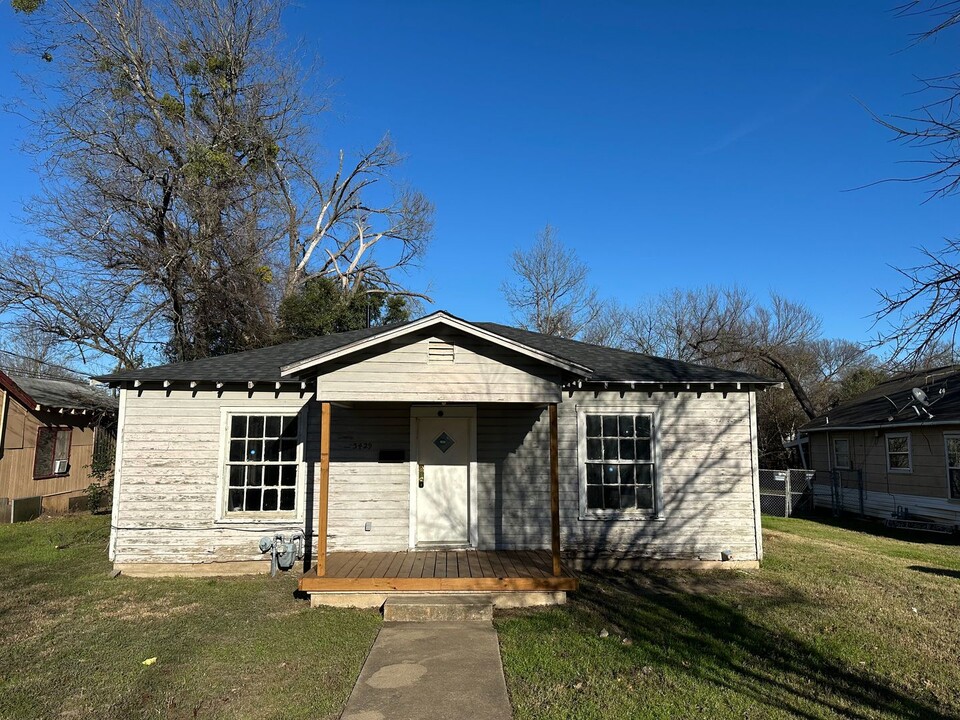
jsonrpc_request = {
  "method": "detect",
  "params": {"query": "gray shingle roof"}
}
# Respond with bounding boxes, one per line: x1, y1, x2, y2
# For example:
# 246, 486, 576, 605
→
96, 312, 776, 387
10, 374, 118, 412
96, 323, 398, 384
800, 366, 960, 432
474, 322, 773, 385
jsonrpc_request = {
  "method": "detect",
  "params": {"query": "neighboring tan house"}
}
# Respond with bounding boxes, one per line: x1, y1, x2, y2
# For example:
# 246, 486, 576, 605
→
0, 371, 118, 522
96, 311, 777, 607
800, 366, 960, 529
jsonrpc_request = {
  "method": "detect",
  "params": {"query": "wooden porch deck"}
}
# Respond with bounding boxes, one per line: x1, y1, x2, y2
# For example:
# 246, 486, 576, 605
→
298, 549, 578, 592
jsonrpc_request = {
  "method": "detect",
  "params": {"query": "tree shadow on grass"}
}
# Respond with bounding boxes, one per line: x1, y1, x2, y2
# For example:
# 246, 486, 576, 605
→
800, 511, 960, 548
908, 565, 960, 580
564, 570, 951, 720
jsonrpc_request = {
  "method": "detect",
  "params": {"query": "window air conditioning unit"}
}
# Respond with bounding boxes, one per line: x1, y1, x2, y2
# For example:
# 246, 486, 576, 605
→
53, 459, 68, 474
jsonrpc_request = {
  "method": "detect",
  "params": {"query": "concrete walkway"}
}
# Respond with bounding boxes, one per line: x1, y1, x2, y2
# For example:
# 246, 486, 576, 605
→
340, 621, 513, 720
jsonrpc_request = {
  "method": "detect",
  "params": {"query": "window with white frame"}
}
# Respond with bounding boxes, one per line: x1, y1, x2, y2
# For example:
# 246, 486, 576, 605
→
224, 414, 299, 515
944, 434, 960, 500
833, 438, 851, 470
580, 411, 657, 516
885, 433, 912, 473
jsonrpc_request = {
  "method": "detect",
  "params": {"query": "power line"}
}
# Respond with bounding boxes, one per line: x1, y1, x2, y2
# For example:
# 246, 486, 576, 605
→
0, 349, 88, 378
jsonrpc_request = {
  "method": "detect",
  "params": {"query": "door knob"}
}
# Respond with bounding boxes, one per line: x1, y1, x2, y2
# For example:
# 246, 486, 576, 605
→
418, 463, 425, 488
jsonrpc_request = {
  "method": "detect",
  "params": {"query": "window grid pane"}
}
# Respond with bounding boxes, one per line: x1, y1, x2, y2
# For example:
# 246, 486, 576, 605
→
226, 414, 299, 514
886, 435, 911, 471
584, 413, 654, 512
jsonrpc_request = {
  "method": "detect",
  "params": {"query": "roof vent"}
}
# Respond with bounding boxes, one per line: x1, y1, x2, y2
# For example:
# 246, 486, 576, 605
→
428, 341, 455, 363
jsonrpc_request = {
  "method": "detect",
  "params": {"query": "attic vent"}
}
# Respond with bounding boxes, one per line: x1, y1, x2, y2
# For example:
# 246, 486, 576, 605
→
428, 341, 455, 363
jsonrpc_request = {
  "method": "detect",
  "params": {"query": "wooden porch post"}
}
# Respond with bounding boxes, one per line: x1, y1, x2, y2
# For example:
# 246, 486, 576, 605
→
549, 403, 561, 577
318, 401, 331, 577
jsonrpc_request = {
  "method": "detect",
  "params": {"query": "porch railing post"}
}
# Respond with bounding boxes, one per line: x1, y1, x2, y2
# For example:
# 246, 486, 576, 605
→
318, 401, 331, 577
549, 403, 561, 577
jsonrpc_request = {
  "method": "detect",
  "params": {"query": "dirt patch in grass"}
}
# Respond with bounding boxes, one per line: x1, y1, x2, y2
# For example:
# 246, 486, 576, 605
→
95, 593, 203, 621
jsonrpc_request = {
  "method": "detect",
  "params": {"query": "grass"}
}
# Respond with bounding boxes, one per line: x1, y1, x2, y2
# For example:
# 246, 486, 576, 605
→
496, 515, 960, 719
0, 515, 381, 720
4, 513, 960, 719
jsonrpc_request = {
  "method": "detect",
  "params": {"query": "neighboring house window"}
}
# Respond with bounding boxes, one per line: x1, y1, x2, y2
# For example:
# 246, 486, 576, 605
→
224, 414, 299, 515
34, 427, 71, 479
944, 434, 960, 500
885, 433, 912, 473
579, 411, 657, 516
833, 438, 851, 470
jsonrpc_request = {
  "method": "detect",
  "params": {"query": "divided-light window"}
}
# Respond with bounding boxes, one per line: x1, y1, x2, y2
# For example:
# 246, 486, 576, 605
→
225, 414, 299, 514
582, 413, 657, 515
886, 433, 912, 473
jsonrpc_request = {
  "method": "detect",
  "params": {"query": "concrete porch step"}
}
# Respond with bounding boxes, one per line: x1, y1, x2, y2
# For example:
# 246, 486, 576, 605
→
383, 594, 494, 622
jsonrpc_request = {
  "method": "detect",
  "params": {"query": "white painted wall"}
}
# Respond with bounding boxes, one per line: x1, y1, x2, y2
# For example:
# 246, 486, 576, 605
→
113, 385, 761, 565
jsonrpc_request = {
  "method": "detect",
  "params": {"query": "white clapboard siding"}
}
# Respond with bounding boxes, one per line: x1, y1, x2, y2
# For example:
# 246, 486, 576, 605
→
113, 389, 312, 564
114, 383, 761, 565
315, 330, 562, 403
319, 403, 411, 552
554, 391, 760, 561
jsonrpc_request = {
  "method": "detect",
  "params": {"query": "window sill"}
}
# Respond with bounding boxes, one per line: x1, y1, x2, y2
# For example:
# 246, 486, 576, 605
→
34, 473, 69, 481
887, 469, 913, 475
216, 515, 301, 525
578, 512, 664, 522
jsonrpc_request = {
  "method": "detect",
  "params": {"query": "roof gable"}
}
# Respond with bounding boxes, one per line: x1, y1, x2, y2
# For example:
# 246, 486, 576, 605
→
278, 311, 592, 378
95, 310, 778, 389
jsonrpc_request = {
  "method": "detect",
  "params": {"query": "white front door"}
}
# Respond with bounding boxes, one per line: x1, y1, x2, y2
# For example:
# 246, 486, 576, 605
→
415, 416, 470, 545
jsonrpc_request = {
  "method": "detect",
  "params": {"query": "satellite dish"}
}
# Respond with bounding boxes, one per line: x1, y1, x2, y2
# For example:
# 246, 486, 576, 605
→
911, 387, 930, 407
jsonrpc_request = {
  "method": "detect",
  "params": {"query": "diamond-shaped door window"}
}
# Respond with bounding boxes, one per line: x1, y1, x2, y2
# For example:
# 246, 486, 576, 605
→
433, 432, 455, 453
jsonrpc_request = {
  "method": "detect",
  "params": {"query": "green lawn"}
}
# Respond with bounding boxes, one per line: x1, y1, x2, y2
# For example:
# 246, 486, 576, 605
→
496, 516, 960, 719
0, 515, 381, 720
4, 514, 959, 719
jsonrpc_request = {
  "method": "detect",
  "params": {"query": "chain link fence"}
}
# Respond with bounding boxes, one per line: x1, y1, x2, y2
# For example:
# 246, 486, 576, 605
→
759, 469, 816, 517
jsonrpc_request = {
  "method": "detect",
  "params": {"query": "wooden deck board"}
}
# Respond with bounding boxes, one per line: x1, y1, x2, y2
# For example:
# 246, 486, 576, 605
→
410, 552, 428, 579
301, 549, 578, 593
485, 551, 509, 579
397, 552, 418, 579
384, 552, 406, 578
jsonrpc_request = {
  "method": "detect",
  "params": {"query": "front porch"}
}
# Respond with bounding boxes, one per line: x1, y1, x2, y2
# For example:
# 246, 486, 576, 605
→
302, 400, 574, 605
299, 549, 578, 592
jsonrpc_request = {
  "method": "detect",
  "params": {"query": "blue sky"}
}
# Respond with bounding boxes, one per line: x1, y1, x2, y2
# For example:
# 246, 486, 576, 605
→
0, 1, 957, 353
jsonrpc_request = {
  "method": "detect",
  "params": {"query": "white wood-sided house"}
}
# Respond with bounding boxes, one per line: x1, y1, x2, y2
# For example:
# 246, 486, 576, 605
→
98, 312, 776, 606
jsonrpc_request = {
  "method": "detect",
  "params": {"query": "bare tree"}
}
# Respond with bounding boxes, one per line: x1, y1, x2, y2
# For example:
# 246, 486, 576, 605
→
501, 225, 602, 338
625, 286, 878, 465
626, 286, 871, 421
2, 0, 433, 369
279, 136, 434, 301
579, 300, 631, 348
0, 326, 84, 379
873, 3, 960, 363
